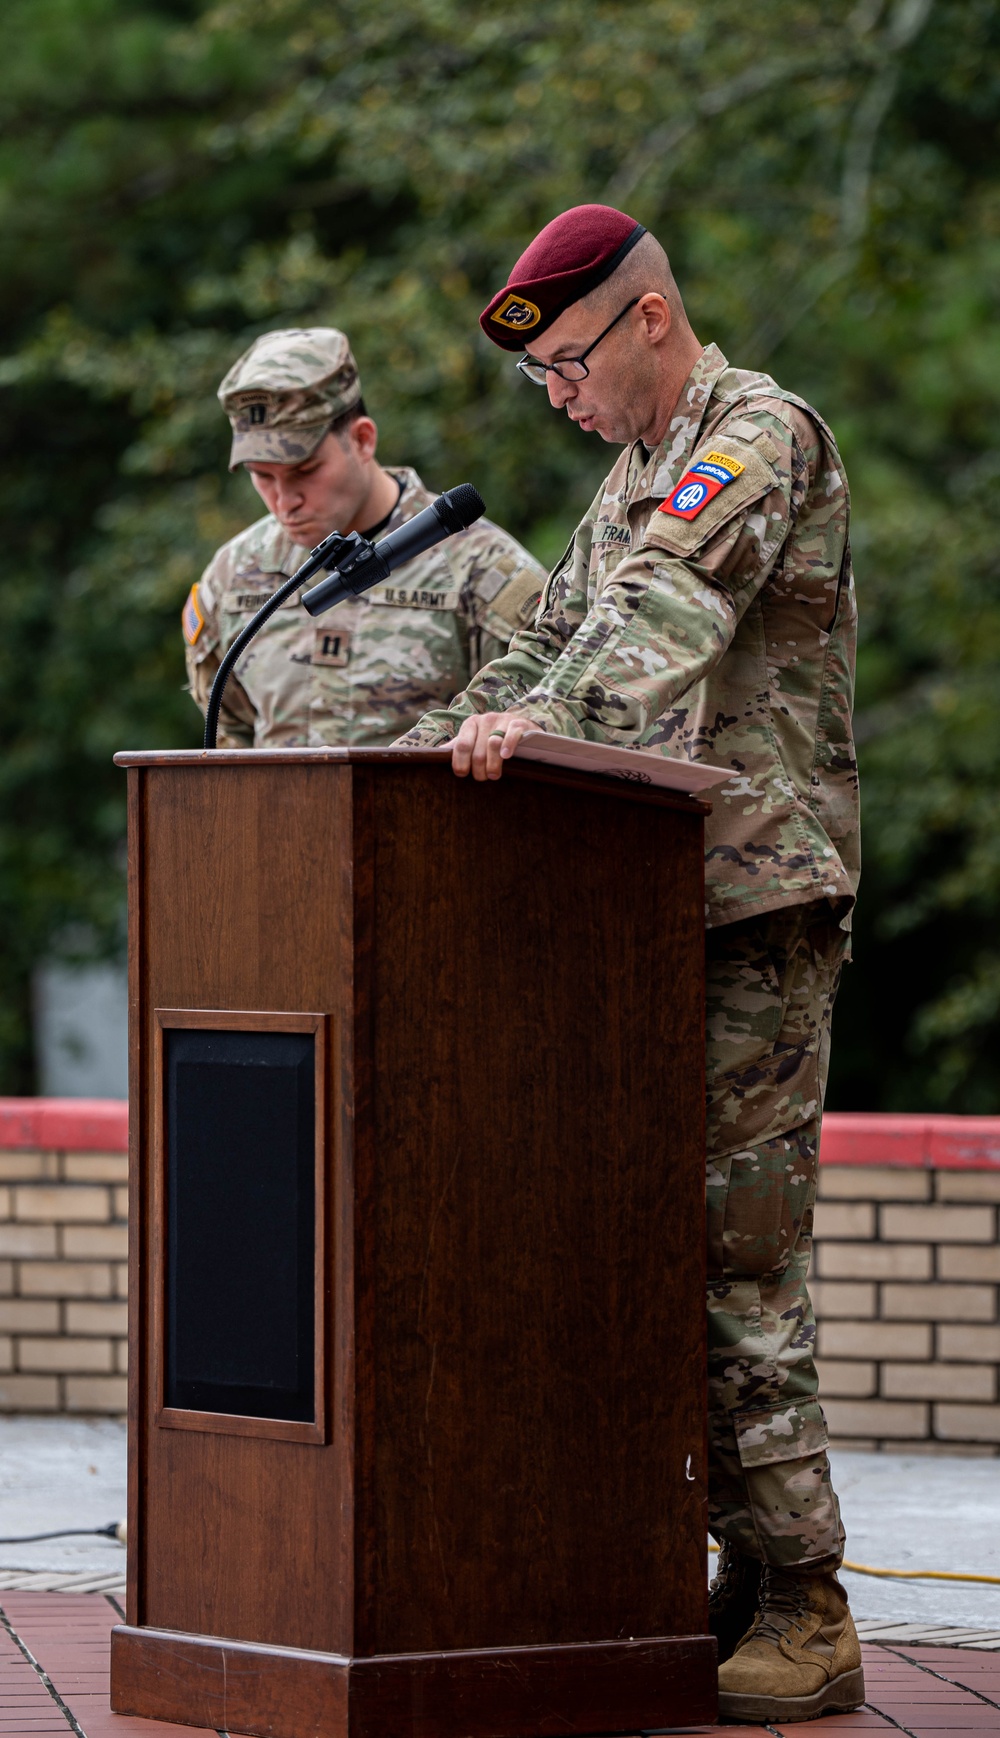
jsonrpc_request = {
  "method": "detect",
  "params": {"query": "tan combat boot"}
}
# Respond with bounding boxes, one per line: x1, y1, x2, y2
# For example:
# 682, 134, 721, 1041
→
717, 1564, 865, 1723
708, 1540, 762, 1664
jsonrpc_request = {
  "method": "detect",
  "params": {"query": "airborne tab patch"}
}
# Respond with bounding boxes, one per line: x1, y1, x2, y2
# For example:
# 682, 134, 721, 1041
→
659, 452, 746, 521
182, 584, 205, 645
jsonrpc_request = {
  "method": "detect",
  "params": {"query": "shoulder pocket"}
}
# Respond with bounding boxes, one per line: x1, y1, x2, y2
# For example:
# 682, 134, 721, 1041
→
484, 567, 544, 635
646, 439, 777, 558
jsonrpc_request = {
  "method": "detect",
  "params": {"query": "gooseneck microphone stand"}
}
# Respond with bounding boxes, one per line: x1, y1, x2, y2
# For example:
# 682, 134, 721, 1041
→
203, 483, 485, 750
203, 529, 355, 751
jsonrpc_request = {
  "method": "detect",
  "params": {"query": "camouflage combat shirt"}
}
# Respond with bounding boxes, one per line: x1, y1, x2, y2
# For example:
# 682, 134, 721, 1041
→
401, 346, 860, 930
184, 466, 546, 748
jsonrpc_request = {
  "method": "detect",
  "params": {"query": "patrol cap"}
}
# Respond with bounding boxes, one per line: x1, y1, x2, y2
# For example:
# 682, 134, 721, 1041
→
218, 327, 363, 469
480, 205, 646, 352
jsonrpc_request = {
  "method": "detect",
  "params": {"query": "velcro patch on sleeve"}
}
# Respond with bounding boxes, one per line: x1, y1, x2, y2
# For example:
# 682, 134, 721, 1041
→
182, 584, 205, 646
721, 418, 781, 464
488, 567, 544, 630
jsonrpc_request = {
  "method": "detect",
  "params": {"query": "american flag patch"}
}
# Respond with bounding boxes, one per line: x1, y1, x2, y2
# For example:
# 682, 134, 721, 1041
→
182, 584, 205, 645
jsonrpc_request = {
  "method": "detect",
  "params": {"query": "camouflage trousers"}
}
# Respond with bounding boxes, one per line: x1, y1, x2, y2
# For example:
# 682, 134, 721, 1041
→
704, 902, 848, 1572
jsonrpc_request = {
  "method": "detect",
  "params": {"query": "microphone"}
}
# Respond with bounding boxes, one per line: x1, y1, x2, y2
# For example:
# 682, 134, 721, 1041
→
202, 483, 486, 749
302, 484, 485, 616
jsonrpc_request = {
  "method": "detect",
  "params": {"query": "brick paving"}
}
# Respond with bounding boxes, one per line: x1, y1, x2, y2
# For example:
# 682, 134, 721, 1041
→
3, 1594, 1000, 1737
701, 1642, 1000, 1736
0, 1594, 214, 1737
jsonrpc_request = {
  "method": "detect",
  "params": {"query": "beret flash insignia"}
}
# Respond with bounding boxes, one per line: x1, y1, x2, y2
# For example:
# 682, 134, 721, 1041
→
480, 206, 646, 349
491, 293, 542, 331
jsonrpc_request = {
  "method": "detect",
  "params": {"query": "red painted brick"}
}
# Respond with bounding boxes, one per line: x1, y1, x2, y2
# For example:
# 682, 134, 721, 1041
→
0, 1593, 217, 1738
0, 1100, 128, 1153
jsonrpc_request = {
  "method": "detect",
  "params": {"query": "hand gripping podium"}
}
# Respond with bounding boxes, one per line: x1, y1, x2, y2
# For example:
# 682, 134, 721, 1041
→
110, 745, 718, 1738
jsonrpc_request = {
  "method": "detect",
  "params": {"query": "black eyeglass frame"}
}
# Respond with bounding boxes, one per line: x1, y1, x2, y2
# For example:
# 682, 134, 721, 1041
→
515, 297, 641, 385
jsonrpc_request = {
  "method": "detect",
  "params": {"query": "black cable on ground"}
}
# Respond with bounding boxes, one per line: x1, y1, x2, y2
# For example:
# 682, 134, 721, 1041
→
0, 1522, 122, 1544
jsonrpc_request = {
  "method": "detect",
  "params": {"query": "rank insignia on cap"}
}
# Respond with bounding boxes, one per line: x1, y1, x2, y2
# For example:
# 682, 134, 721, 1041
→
659, 454, 745, 521
182, 584, 205, 645
491, 293, 542, 332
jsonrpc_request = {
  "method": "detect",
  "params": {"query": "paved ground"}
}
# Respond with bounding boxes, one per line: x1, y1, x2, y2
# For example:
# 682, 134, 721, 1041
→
834, 1450, 1000, 1631
1, 1596, 999, 1738
3, 1418, 1000, 1734
0, 1417, 126, 1589
2, 1421, 1000, 1625
0, 1591, 205, 1737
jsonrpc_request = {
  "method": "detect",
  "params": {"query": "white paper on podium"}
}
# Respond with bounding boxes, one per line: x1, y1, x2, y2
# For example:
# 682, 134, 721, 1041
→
421, 731, 732, 795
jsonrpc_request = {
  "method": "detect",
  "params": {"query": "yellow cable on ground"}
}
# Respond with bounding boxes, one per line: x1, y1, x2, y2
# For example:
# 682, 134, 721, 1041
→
707, 1542, 1000, 1586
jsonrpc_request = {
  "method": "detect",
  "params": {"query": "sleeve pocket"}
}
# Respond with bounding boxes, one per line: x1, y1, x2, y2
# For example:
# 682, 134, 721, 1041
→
645, 441, 777, 559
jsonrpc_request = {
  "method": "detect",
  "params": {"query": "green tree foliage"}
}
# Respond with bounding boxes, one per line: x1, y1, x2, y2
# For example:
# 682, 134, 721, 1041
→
1, 0, 998, 1106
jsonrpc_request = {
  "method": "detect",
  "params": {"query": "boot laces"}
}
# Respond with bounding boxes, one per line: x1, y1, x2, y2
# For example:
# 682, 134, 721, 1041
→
752, 1568, 814, 1648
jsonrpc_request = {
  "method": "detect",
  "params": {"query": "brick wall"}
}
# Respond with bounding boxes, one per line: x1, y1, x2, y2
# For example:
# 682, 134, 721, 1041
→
814, 1123, 1000, 1454
0, 1101, 128, 1413
1, 1101, 999, 1435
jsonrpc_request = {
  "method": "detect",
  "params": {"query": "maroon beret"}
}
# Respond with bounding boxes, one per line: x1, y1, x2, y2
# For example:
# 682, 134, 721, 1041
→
480, 204, 646, 352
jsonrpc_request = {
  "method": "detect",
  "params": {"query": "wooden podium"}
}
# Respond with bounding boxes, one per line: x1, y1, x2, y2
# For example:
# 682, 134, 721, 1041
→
109, 746, 717, 1738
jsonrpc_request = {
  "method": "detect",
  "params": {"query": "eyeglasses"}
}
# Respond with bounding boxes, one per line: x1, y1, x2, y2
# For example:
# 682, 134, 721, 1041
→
516, 298, 640, 385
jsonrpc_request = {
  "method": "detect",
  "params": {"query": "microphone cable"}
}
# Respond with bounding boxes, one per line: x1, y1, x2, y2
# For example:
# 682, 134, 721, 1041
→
0, 1521, 126, 1544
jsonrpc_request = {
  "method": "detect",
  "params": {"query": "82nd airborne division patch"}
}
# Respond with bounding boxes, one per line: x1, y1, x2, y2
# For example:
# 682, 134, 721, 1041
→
660, 451, 745, 521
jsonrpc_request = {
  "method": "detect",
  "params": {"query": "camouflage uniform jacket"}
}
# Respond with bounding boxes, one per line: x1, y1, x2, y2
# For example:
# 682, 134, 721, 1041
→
184, 466, 546, 748
403, 346, 859, 931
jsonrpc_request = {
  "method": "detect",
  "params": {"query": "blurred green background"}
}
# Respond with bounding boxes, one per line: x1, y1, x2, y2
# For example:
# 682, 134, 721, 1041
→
2, 0, 999, 1107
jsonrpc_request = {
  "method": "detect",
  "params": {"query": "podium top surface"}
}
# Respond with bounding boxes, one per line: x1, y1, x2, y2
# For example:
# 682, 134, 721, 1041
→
115, 736, 725, 812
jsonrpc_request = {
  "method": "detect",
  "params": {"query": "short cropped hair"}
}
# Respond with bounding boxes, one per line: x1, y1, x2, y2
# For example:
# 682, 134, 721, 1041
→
328, 397, 369, 441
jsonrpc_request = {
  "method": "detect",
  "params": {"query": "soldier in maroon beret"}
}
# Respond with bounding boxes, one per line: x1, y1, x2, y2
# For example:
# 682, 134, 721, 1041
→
397, 205, 862, 1724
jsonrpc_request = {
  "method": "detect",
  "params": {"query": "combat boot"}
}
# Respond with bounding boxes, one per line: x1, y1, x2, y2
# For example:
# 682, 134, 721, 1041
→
717, 1564, 864, 1723
708, 1540, 762, 1664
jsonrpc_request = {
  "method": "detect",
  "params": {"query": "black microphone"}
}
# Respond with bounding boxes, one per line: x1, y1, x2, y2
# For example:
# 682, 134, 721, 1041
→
203, 484, 486, 749
302, 484, 485, 616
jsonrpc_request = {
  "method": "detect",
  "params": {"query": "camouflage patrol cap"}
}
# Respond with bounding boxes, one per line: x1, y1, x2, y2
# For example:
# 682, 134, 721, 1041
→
218, 327, 363, 469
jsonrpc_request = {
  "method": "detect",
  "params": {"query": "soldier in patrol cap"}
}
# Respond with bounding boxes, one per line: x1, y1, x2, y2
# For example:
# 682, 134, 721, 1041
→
183, 327, 546, 746
398, 206, 862, 1724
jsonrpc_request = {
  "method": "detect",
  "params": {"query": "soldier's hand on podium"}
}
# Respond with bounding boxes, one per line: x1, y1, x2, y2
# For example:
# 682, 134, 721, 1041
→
451, 712, 539, 780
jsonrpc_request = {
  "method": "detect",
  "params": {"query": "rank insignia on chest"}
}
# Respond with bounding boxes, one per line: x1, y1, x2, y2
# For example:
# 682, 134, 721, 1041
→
182, 584, 204, 645
659, 451, 745, 520
313, 627, 352, 667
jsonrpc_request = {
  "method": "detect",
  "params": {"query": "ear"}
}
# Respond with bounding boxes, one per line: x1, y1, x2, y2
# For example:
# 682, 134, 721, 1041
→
637, 292, 671, 346
348, 416, 379, 464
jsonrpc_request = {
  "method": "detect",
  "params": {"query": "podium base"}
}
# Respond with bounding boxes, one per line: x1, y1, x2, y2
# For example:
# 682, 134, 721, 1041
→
110, 1624, 717, 1738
